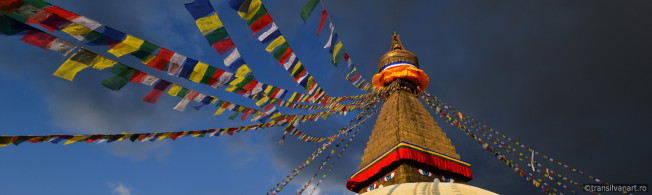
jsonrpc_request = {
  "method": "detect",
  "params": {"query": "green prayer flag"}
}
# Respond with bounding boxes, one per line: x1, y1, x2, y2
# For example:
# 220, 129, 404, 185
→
300, 0, 319, 22
199, 66, 218, 84
205, 28, 228, 45
246, 6, 268, 26
12, 136, 30, 146
272, 43, 289, 60
333, 48, 345, 65
292, 65, 304, 77
177, 87, 189, 97
23, 0, 50, 8
235, 75, 255, 89
0, 15, 30, 35
130, 41, 158, 60
101, 64, 134, 91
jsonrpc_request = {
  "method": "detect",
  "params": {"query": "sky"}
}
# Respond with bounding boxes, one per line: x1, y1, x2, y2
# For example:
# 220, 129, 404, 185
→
1, 0, 651, 194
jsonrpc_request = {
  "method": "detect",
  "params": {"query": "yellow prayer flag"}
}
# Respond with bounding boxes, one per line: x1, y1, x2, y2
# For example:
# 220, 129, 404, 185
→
157, 132, 174, 140
235, 64, 252, 78
53, 54, 94, 81
61, 23, 92, 40
256, 96, 269, 106
214, 107, 227, 116
92, 55, 117, 70
263, 85, 274, 94
238, 0, 262, 20
196, 13, 223, 35
118, 133, 130, 141
107, 34, 144, 57
189, 61, 209, 83
63, 135, 87, 145
333, 41, 343, 59
265, 36, 286, 52
167, 84, 182, 96
292, 61, 303, 74
225, 85, 239, 92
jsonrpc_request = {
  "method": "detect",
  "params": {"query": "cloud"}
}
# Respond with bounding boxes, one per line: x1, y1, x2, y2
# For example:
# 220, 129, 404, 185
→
109, 182, 132, 195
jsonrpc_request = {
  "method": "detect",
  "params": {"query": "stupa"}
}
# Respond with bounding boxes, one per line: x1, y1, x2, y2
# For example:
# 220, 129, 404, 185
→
346, 33, 497, 195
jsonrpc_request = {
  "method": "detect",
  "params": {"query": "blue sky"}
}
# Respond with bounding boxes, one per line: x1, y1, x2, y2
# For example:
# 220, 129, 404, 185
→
1, 0, 651, 194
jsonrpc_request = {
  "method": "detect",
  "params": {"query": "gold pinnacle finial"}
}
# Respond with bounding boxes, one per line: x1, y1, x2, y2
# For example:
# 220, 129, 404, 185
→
390, 32, 404, 51
378, 32, 419, 72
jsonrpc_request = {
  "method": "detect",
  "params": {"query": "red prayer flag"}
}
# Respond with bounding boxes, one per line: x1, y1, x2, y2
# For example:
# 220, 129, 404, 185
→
241, 108, 254, 120
212, 37, 235, 55
317, 10, 327, 36
249, 13, 272, 35
143, 80, 171, 104
208, 68, 226, 85
20, 30, 56, 50
129, 70, 147, 83
43, 6, 80, 20
37, 14, 70, 32
0, 0, 24, 13
349, 73, 360, 82
344, 53, 350, 61
243, 79, 259, 91
146, 48, 174, 71
277, 48, 293, 64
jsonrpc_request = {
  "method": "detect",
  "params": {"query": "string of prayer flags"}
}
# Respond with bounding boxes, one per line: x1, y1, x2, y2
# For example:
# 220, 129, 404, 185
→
0, 14, 77, 55
5, 0, 350, 113
229, 0, 331, 99
299, 2, 372, 91
0, 117, 340, 148
269, 97, 382, 194
185, 0, 333, 109
419, 91, 603, 194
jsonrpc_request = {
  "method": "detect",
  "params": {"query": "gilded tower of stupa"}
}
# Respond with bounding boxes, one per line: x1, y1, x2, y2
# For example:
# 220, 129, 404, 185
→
346, 33, 497, 195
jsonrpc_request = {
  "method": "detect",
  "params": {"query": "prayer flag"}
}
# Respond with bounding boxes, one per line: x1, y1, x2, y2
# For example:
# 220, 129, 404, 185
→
212, 37, 235, 55
53, 49, 97, 81
143, 80, 171, 104
167, 53, 186, 75
249, 13, 271, 34
317, 10, 327, 36
236, 0, 261, 20
130, 41, 158, 61
300, 0, 319, 22
20, 29, 56, 50
184, 0, 213, 19
0, 14, 32, 35
258, 22, 280, 44
195, 13, 223, 35
101, 63, 134, 91
146, 48, 175, 71
265, 35, 285, 52
107, 34, 144, 57
49, 38, 77, 56
43, 6, 79, 20
323, 22, 335, 48
205, 27, 228, 45
188, 61, 209, 83
178, 58, 198, 79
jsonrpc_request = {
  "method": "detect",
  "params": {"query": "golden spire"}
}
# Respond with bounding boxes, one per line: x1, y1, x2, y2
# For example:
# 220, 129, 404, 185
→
377, 32, 419, 72
390, 32, 405, 51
